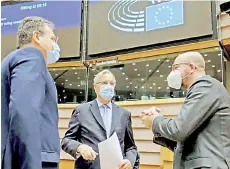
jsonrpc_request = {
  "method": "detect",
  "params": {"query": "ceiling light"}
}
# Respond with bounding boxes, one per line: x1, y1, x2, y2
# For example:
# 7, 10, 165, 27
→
75, 72, 78, 74
153, 83, 156, 86
122, 72, 125, 75
130, 93, 132, 95
133, 63, 136, 65
158, 87, 161, 89
63, 90, 65, 92
166, 60, 170, 62
149, 70, 152, 72
137, 74, 140, 76
134, 69, 137, 71
218, 53, 221, 56
80, 92, 82, 94
150, 87, 152, 89
212, 65, 215, 68
65, 79, 68, 82
64, 96, 67, 99
168, 66, 171, 68
126, 86, 129, 88
160, 75, 163, 77
78, 85, 80, 87
141, 78, 144, 81
165, 79, 167, 82
69, 84, 72, 86
55, 74, 58, 76
146, 64, 149, 67
73, 67, 76, 70
204, 54, 208, 57
217, 69, 221, 72
215, 47, 219, 50
61, 83, 64, 85
126, 78, 128, 80
158, 59, 161, 62
156, 70, 160, 72
135, 86, 138, 89
167, 87, 170, 90
207, 60, 211, 63
120, 68, 123, 70
78, 77, 80, 79
53, 69, 56, 71
141, 86, 144, 89
130, 82, 132, 84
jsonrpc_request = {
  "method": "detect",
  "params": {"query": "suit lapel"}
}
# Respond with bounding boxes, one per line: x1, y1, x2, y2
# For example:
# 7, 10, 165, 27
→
110, 103, 121, 136
90, 100, 106, 132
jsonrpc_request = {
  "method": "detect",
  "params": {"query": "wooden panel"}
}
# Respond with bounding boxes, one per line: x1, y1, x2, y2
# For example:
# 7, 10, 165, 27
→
133, 128, 154, 140
140, 152, 161, 165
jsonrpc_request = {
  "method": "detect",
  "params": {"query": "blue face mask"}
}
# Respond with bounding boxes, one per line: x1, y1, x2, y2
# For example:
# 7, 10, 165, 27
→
99, 85, 115, 101
47, 42, 60, 64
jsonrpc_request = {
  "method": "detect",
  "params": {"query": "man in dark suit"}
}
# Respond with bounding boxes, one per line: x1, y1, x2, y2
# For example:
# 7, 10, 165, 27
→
61, 70, 138, 169
1, 16, 60, 169
141, 52, 230, 169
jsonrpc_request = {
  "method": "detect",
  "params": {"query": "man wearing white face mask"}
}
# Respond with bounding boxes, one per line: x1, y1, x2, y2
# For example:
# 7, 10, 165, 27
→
1, 16, 60, 169
61, 70, 138, 169
141, 51, 230, 169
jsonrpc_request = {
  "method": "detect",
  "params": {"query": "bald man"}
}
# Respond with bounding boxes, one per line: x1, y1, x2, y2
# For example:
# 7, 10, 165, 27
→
141, 52, 230, 169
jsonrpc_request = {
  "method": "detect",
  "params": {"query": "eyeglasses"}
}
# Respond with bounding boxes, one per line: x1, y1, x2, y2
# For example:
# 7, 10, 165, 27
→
96, 81, 116, 86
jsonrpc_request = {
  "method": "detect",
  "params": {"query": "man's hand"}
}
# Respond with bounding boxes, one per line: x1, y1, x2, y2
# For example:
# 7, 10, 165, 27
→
77, 144, 98, 160
141, 107, 160, 129
119, 159, 132, 169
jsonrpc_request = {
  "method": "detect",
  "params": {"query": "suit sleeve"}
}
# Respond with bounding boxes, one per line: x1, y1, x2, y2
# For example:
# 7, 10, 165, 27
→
9, 59, 46, 169
152, 80, 220, 142
124, 112, 138, 168
61, 108, 82, 158
152, 134, 177, 152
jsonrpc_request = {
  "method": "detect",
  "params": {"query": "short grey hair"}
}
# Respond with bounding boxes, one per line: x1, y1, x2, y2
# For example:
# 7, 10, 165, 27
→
17, 16, 54, 47
93, 69, 116, 84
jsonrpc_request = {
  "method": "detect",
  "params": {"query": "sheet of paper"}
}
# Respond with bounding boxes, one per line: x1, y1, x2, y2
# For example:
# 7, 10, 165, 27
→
98, 132, 123, 169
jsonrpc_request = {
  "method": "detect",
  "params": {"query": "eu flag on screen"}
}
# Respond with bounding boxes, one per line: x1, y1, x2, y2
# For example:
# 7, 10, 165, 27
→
145, 0, 183, 31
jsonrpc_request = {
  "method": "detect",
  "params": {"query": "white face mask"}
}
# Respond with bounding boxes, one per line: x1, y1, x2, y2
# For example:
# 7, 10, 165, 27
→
167, 70, 182, 89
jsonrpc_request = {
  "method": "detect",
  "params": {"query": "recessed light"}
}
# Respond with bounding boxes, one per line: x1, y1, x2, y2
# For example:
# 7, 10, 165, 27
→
55, 74, 58, 76
150, 87, 152, 89
160, 75, 163, 77
78, 77, 80, 79
130, 82, 132, 84
126, 78, 128, 80
53, 69, 56, 71
80, 92, 82, 94
75, 72, 78, 74
158, 87, 161, 89
215, 47, 219, 50
64, 96, 67, 99
126, 86, 129, 88
63, 90, 65, 92
153, 83, 156, 86
156, 70, 160, 72
204, 54, 208, 57
130, 93, 132, 95
135, 86, 138, 89
61, 83, 64, 85
141, 78, 144, 81
168, 66, 171, 68
78, 85, 80, 87
167, 87, 170, 90
137, 74, 140, 76
146, 64, 149, 67
217, 69, 221, 72
122, 72, 125, 75
149, 70, 152, 72
212, 65, 215, 68
158, 59, 161, 62
72, 67, 76, 70
207, 60, 211, 63
120, 68, 123, 70
65, 79, 68, 82
166, 60, 170, 62
134, 69, 137, 71
218, 53, 221, 56
133, 63, 136, 65
69, 84, 72, 86
142, 86, 144, 89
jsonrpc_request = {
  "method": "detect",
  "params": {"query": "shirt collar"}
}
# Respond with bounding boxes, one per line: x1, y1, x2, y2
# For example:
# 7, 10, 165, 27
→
96, 98, 112, 109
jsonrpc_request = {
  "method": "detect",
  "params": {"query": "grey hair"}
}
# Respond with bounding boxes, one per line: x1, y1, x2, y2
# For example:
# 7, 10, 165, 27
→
17, 16, 54, 47
93, 69, 116, 84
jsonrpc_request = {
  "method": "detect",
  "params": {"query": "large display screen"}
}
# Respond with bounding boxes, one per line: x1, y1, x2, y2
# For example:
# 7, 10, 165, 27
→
88, 0, 213, 55
1, 1, 82, 59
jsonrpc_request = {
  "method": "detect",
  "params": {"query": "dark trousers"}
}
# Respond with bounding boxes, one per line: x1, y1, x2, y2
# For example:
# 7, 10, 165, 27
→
42, 162, 59, 169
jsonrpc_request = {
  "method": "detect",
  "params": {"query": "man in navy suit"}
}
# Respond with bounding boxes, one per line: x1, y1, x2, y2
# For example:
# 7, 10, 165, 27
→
1, 16, 60, 169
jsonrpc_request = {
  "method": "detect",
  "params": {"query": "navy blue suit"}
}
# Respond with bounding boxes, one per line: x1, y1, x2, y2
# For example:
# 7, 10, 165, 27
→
1, 46, 60, 169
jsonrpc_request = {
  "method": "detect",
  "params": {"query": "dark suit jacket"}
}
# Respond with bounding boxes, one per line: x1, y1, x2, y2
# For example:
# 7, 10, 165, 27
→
1, 46, 60, 169
61, 100, 138, 169
152, 75, 230, 169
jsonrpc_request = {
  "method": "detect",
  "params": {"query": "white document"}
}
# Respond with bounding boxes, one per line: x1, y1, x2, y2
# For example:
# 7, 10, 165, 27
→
98, 132, 123, 169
